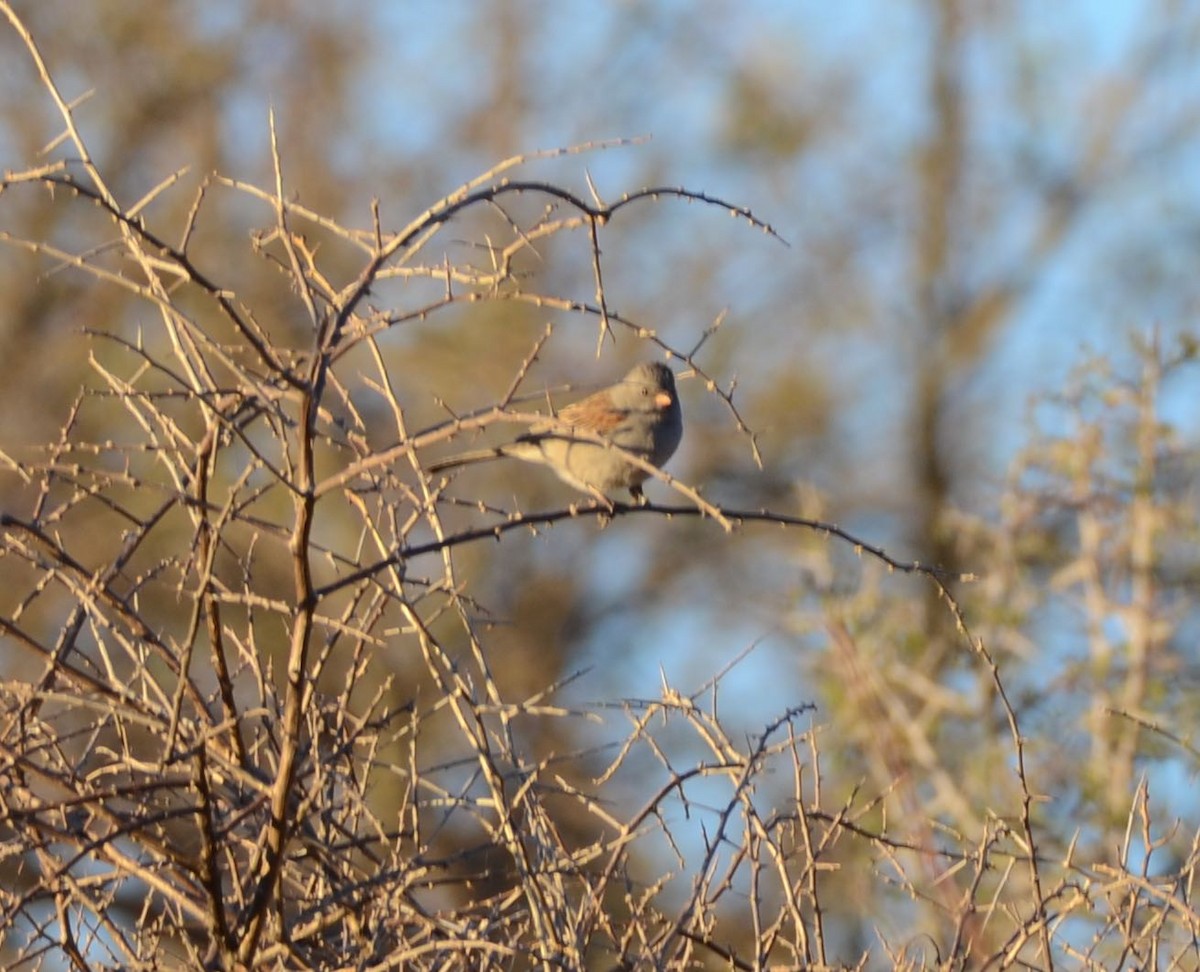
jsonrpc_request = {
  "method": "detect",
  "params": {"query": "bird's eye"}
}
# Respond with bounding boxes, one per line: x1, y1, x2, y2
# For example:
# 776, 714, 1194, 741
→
640, 386, 649, 396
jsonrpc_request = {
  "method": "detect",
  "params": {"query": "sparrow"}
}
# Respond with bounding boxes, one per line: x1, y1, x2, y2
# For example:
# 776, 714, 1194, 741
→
428, 361, 683, 501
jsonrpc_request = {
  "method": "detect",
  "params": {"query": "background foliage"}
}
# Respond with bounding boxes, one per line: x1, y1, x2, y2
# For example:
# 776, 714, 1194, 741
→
1, 1, 1198, 969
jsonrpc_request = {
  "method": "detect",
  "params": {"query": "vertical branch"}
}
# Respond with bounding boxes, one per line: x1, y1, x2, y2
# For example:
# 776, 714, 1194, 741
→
237, 131, 326, 960
912, 0, 965, 585
1112, 344, 1161, 807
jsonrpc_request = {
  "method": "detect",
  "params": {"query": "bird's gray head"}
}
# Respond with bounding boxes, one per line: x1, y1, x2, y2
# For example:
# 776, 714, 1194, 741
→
613, 362, 678, 413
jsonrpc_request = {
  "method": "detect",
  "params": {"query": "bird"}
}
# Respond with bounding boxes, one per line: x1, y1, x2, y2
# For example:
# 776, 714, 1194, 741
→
428, 361, 683, 501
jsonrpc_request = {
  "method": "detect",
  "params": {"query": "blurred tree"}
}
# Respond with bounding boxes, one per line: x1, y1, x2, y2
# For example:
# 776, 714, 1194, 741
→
0, 0, 370, 443
2, 0, 1200, 967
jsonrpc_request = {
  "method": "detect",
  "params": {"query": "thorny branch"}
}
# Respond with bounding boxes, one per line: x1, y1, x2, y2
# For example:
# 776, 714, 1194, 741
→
0, 6, 1196, 969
